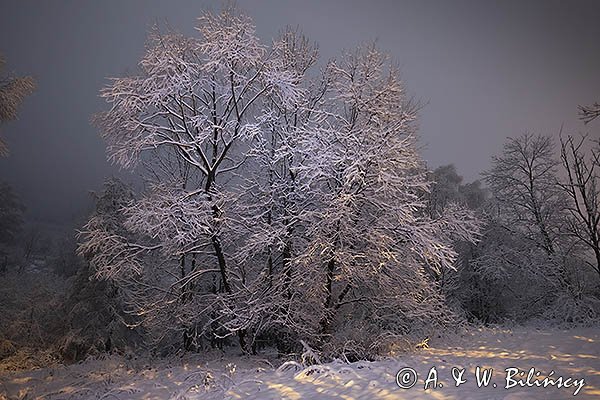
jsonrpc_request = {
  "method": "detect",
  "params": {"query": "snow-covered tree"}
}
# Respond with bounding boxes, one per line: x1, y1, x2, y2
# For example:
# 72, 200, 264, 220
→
290, 45, 479, 354
74, 178, 146, 360
0, 54, 35, 157
84, 8, 310, 352
219, 27, 328, 352
427, 165, 465, 217
424, 165, 492, 320
82, 9, 480, 356
77, 178, 138, 282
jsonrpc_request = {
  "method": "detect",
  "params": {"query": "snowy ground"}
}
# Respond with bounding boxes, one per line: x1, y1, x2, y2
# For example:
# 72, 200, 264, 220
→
1, 326, 598, 399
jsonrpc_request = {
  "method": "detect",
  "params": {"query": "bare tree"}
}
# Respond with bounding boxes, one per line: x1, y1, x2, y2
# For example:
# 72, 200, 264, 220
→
483, 133, 564, 256
559, 134, 600, 280
478, 133, 600, 323
578, 102, 600, 124
0, 54, 35, 156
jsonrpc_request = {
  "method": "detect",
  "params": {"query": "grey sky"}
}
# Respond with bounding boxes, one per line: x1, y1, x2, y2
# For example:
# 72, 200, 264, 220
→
1, 0, 599, 223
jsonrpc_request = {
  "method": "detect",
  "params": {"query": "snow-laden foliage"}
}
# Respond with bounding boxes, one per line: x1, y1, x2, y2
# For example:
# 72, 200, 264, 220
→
80, 8, 480, 358
290, 46, 480, 352
423, 166, 492, 320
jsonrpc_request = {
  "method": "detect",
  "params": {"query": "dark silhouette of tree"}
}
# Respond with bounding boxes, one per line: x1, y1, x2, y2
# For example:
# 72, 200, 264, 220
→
0, 182, 24, 246
0, 182, 25, 272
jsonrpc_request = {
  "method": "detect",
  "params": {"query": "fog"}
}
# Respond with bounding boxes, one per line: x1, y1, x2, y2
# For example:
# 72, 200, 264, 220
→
1, 0, 599, 223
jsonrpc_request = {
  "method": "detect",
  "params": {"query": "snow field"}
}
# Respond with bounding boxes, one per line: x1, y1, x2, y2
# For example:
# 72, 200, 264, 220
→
1, 326, 599, 399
